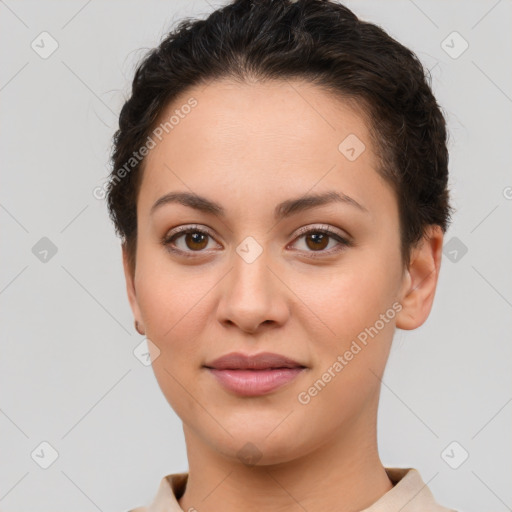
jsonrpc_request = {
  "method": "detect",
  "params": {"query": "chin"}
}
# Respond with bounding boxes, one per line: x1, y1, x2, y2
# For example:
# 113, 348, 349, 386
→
206, 426, 308, 467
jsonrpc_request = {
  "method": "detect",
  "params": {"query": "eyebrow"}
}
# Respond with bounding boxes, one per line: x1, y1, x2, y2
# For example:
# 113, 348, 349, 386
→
150, 190, 369, 219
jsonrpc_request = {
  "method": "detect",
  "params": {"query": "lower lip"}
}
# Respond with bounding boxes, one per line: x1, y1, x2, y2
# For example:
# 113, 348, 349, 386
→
206, 367, 305, 396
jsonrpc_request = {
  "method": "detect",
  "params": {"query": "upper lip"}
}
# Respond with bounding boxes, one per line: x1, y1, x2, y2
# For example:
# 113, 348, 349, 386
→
204, 352, 306, 370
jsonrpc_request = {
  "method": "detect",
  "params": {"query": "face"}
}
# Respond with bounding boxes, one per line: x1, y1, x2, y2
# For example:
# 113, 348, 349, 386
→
123, 79, 439, 465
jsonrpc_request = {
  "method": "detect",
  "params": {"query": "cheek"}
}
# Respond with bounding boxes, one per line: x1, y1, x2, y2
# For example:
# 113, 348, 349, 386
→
134, 261, 224, 408
294, 260, 398, 341
134, 243, 210, 338
290, 251, 400, 388
135, 265, 211, 418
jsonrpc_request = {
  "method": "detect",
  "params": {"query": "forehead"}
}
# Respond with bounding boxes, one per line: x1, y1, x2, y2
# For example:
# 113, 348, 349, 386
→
148, 79, 375, 165
138, 79, 393, 221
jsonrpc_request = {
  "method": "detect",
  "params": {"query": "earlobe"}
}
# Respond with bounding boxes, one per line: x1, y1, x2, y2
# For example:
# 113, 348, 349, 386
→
122, 244, 144, 333
395, 225, 444, 331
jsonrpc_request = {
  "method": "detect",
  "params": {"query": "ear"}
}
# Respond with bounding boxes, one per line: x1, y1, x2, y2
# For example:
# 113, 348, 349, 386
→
122, 243, 144, 331
395, 225, 444, 330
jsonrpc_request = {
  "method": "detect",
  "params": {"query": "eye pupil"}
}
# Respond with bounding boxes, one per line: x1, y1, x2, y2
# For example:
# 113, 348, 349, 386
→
186, 232, 208, 250
306, 233, 329, 251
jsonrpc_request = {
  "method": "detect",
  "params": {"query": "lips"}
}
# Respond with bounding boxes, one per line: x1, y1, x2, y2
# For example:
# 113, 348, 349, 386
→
203, 352, 307, 396
203, 351, 306, 370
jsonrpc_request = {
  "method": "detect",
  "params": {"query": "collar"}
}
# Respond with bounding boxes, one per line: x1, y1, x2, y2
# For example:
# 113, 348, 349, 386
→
140, 467, 456, 512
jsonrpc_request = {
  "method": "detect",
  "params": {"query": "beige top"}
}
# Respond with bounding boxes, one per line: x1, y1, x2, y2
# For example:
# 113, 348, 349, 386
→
128, 467, 458, 512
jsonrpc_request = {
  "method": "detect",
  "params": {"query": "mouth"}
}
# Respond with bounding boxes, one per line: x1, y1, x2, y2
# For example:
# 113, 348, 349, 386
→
203, 352, 307, 396
203, 351, 307, 371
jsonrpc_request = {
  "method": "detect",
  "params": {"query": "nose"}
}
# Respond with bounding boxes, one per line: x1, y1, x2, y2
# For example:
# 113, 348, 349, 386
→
216, 249, 290, 334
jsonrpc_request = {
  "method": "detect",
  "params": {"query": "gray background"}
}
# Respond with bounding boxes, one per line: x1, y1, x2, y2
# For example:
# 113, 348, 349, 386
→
1, 1, 511, 511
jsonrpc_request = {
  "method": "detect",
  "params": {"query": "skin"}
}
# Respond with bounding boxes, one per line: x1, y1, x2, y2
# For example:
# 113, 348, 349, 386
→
122, 79, 444, 512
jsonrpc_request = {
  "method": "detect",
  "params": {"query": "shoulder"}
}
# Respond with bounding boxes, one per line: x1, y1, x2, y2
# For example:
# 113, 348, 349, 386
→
122, 472, 188, 512
379, 467, 459, 512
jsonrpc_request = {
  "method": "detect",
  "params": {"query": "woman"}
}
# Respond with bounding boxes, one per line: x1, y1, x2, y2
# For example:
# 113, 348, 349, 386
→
106, 0, 456, 510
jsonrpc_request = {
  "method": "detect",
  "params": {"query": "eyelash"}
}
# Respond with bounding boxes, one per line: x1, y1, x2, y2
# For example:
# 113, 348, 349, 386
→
161, 224, 352, 259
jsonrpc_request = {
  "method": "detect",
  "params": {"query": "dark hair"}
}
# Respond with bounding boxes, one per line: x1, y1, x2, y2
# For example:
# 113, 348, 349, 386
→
106, 0, 453, 276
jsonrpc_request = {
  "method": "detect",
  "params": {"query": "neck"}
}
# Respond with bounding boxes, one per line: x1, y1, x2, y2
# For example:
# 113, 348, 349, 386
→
177, 412, 393, 512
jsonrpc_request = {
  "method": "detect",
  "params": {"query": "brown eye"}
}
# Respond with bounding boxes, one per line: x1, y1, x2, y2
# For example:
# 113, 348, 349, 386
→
290, 226, 352, 257
162, 226, 219, 257
182, 232, 209, 251
304, 232, 330, 251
